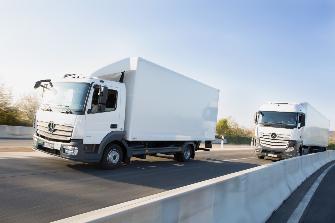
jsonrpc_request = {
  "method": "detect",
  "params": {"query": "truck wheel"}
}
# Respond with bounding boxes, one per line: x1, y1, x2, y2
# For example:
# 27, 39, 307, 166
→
174, 144, 192, 162
100, 143, 124, 169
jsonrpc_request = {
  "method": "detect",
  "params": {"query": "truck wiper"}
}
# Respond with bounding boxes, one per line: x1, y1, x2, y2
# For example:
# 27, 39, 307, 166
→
41, 104, 53, 111
274, 122, 295, 126
56, 105, 73, 114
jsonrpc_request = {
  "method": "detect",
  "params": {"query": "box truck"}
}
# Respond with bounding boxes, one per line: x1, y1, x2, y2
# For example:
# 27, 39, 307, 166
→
33, 57, 219, 168
252, 102, 330, 160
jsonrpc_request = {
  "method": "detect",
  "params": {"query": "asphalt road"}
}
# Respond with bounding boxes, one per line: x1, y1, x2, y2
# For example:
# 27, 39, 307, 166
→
0, 140, 270, 223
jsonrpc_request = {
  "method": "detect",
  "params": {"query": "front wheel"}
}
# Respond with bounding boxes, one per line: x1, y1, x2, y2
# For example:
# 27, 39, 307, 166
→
174, 144, 193, 162
100, 143, 124, 169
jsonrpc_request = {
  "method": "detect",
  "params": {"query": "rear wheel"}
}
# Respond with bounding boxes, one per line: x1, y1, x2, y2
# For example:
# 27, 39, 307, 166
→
257, 155, 264, 159
100, 143, 124, 169
174, 144, 193, 162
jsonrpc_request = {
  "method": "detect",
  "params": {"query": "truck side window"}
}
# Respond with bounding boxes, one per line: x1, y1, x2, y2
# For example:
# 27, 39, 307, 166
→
91, 87, 100, 113
299, 114, 306, 127
105, 89, 118, 112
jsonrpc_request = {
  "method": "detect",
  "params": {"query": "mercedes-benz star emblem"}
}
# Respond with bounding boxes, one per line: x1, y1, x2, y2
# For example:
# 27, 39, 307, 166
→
48, 121, 56, 133
271, 133, 277, 139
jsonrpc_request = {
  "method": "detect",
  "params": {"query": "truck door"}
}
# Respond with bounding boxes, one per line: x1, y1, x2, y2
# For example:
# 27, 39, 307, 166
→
84, 84, 123, 144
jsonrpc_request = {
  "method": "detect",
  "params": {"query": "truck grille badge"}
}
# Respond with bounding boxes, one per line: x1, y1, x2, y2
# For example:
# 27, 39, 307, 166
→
48, 122, 56, 133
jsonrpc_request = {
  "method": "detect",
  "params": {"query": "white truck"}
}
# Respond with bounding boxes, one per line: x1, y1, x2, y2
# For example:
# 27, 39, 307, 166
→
33, 57, 219, 168
253, 102, 330, 160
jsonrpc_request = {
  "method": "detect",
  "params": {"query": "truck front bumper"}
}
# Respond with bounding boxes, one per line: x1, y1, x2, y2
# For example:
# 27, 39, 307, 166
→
33, 135, 101, 163
254, 145, 299, 160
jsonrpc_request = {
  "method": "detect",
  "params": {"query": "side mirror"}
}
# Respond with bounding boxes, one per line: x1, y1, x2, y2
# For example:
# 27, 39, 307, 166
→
254, 112, 258, 124
298, 114, 306, 129
98, 86, 108, 112
34, 81, 42, 89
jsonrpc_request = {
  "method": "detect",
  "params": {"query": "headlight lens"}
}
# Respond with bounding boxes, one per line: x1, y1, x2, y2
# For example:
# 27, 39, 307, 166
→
63, 145, 78, 156
288, 140, 297, 148
286, 147, 295, 152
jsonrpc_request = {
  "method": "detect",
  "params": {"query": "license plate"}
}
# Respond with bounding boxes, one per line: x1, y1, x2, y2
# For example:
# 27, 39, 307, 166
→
268, 154, 277, 158
44, 142, 54, 149
54, 143, 61, 150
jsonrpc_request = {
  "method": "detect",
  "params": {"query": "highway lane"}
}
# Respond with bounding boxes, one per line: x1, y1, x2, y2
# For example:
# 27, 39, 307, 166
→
0, 140, 271, 223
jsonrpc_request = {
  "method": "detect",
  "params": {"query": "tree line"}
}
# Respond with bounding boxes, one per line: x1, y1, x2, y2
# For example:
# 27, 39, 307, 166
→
0, 85, 39, 126
216, 118, 253, 144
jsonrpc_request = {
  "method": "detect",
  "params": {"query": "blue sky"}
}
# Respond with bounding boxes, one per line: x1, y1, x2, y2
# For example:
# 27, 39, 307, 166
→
0, 0, 334, 129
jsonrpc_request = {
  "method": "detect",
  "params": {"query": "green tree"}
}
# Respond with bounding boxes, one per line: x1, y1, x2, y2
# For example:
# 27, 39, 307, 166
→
216, 118, 229, 137
0, 85, 39, 126
0, 85, 21, 125
15, 94, 40, 126
216, 118, 253, 144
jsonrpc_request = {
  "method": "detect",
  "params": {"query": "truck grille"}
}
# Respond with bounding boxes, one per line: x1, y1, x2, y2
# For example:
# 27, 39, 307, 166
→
260, 133, 289, 149
36, 121, 73, 142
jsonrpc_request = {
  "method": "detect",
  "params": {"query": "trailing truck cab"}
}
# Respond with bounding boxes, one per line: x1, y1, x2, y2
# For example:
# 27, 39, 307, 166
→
253, 102, 329, 160
253, 102, 307, 160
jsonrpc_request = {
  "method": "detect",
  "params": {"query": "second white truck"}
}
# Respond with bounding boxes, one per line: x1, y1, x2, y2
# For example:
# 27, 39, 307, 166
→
253, 102, 329, 160
33, 57, 219, 168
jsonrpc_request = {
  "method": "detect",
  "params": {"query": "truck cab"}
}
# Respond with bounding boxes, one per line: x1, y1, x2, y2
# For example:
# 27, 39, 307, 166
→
253, 102, 306, 160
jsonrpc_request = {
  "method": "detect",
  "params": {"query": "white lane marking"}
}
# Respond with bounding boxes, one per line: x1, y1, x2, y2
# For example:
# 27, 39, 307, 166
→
205, 156, 257, 164
222, 156, 256, 162
197, 148, 254, 152
287, 162, 335, 223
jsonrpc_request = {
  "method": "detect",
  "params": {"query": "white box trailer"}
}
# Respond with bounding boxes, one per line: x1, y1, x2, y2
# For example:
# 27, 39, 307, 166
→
253, 102, 330, 160
92, 57, 219, 142
33, 57, 219, 169
302, 103, 329, 147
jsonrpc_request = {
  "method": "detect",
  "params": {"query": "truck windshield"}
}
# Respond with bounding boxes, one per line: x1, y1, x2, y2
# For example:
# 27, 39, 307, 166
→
258, 111, 298, 128
41, 82, 90, 114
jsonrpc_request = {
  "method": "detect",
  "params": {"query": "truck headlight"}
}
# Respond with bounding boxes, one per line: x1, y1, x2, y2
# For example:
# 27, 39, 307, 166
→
286, 140, 297, 152
288, 140, 297, 148
285, 147, 295, 152
63, 145, 78, 156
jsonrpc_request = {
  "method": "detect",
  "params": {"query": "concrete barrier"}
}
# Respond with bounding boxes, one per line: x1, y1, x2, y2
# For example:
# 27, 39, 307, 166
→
0, 125, 33, 139
54, 151, 335, 223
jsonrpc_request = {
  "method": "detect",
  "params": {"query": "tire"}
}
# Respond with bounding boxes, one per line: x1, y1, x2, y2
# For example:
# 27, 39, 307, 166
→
174, 144, 193, 162
257, 155, 264, 159
100, 143, 124, 169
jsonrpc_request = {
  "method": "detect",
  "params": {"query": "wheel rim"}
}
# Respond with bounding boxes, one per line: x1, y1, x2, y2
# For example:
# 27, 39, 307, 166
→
107, 149, 120, 164
184, 146, 191, 159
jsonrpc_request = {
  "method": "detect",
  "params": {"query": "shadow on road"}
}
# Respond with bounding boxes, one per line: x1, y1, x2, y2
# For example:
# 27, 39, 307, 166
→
0, 153, 263, 223
66, 154, 260, 190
